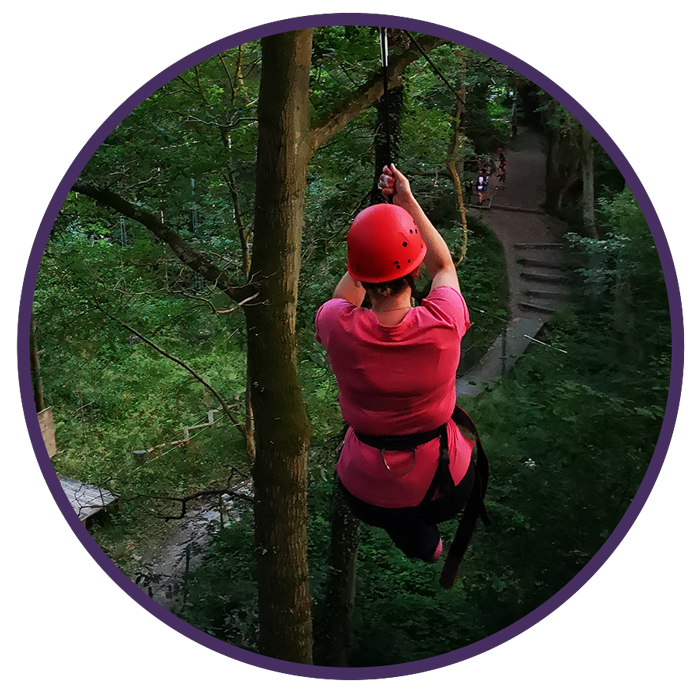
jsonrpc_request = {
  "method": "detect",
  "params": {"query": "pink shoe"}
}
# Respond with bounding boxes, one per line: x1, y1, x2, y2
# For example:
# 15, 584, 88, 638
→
431, 538, 443, 562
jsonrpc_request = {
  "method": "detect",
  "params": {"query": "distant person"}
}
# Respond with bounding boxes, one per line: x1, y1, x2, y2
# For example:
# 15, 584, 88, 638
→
476, 170, 487, 205
498, 157, 507, 186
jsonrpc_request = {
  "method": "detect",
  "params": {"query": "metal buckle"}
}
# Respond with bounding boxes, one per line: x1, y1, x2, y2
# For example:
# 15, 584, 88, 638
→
381, 447, 417, 476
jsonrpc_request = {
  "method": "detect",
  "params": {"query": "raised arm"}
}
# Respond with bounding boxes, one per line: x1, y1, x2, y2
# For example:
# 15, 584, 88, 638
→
379, 164, 460, 292
333, 271, 366, 307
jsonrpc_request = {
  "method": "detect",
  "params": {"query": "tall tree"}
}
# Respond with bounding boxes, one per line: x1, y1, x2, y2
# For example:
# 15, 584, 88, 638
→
246, 29, 314, 663
544, 101, 598, 237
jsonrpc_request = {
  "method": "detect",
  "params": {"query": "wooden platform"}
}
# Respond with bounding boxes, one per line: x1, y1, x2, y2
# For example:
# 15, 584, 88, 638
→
38, 407, 56, 458
59, 476, 117, 522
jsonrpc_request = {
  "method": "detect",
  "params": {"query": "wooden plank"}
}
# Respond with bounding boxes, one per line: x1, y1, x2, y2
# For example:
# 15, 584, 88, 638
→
59, 476, 117, 522
37, 407, 56, 458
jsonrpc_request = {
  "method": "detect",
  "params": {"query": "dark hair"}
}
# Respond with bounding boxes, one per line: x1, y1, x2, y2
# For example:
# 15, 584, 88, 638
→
363, 272, 419, 299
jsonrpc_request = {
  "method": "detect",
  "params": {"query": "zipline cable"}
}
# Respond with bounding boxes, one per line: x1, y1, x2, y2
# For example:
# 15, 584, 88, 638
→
403, 30, 468, 110
404, 30, 507, 146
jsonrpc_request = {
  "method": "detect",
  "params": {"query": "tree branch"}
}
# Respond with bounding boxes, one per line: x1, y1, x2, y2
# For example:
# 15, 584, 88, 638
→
217, 52, 237, 105
71, 182, 255, 303
126, 486, 253, 520
180, 290, 259, 314
222, 172, 252, 277
91, 297, 246, 438
308, 34, 447, 151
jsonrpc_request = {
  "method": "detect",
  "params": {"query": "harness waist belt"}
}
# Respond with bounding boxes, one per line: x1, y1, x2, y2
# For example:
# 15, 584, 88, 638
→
354, 424, 446, 451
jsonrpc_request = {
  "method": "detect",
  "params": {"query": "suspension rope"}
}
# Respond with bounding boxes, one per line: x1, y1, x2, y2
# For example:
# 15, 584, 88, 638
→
403, 30, 468, 110
378, 27, 394, 205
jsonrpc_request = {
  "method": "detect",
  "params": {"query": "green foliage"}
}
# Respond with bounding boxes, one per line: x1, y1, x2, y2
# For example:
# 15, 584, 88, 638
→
178, 517, 259, 649
36, 203, 250, 514
455, 215, 510, 354
566, 187, 671, 368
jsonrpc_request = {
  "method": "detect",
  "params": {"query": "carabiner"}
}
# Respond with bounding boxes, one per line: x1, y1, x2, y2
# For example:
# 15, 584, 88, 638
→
381, 447, 417, 476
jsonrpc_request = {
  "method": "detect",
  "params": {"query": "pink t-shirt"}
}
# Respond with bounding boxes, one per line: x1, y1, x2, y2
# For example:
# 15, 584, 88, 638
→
315, 286, 475, 508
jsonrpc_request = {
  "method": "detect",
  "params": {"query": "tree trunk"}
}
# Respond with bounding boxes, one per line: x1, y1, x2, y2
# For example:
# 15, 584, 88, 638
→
580, 126, 597, 238
245, 29, 314, 665
30, 313, 45, 411
545, 126, 581, 218
315, 479, 361, 666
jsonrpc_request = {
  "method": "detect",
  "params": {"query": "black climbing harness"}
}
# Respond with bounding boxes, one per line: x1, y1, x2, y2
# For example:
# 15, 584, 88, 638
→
355, 423, 449, 484
355, 405, 490, 589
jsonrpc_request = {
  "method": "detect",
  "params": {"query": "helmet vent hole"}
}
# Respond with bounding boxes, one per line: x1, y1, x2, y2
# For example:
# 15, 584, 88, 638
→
402, 241, 408, 247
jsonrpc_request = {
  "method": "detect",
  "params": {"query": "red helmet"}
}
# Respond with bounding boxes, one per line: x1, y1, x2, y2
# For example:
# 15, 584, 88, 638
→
346, 204, 427, 283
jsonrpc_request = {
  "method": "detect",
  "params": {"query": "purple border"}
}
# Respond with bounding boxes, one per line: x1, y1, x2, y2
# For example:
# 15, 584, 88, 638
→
17, 13, 685, 680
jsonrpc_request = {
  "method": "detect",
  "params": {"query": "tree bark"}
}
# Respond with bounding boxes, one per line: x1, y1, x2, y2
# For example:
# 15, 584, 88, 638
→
315, 482, 361, 667
245, 29, 314, 665
30, 312, 45, 411
544, 126, 581, 218
580, 126, 597, 239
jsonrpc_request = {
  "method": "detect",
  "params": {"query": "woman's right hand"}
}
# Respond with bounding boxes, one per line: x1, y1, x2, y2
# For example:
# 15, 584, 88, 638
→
378, 164, 414, 210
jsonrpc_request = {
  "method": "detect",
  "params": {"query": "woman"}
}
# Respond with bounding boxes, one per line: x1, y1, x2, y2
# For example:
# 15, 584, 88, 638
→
315, 164, 482, 565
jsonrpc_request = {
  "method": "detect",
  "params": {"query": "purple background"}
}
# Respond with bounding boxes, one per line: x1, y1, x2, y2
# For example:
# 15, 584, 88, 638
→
17, 13, 685, 680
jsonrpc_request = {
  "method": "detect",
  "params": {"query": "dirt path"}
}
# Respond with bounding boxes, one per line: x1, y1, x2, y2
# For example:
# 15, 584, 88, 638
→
458, 128, 570, 397
132, 481, 252, 610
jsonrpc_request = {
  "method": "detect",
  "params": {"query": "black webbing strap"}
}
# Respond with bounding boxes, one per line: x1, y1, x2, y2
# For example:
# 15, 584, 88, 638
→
439, 405, 491, 589
355, 423, 452, 505
379, 26, 393, 204
354, 425, 443, 451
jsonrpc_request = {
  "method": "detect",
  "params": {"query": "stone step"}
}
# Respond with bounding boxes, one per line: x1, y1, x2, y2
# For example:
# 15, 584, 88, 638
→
520, 270, 568, 284
514, 243, 563, 250
517, 257, 567, 271
489, 204, 546, 215
525, 288, 571, 299
519, 301, 555, 314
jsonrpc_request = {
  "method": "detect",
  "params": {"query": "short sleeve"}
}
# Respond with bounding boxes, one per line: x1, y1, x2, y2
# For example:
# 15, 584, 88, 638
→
420, 286, 470, 337
315, 298, 353, 346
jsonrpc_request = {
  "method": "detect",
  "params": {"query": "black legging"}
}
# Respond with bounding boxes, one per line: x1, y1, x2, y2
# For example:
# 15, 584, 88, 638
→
337, 449, 477, 562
